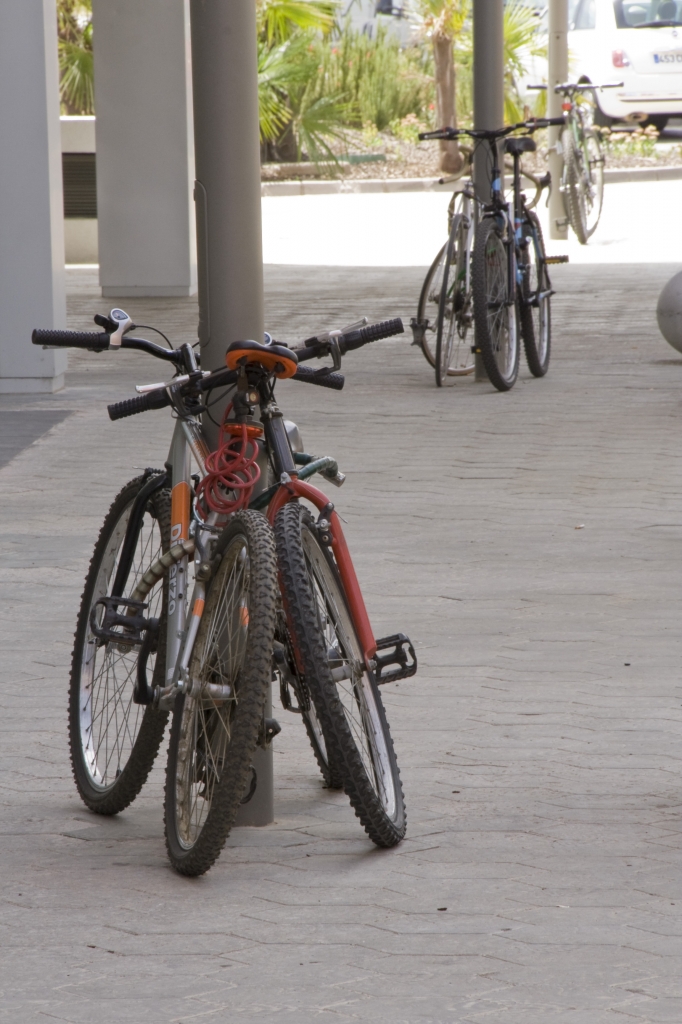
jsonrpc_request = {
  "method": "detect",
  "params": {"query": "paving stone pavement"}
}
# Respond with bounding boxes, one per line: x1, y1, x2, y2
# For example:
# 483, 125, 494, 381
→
0, 263, 680, 1023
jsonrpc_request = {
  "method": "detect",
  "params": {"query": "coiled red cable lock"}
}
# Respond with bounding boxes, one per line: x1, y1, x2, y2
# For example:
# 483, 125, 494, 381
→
195, 404, 262, 518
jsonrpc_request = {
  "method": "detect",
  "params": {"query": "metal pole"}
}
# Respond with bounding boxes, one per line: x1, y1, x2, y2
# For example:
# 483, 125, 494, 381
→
189, 0, 273, 826
548, 0, 569, 240
472, 0, 504, 380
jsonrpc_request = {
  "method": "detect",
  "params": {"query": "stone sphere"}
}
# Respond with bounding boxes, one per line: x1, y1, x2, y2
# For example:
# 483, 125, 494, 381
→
657, 270, 682, 353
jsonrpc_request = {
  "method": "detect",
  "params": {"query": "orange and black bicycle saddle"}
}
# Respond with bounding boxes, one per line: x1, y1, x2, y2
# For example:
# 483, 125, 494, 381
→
225, 338, 298, 379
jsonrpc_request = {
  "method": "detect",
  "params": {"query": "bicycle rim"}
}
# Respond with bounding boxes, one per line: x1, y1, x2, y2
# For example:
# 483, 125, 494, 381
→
435, 214, 474, 386
76, 485, 167, 794
173, 536, 251, 848
583, 131, 604, 238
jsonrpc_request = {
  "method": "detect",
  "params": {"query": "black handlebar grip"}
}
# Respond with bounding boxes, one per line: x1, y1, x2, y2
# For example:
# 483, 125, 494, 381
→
32, 328, 110, 351
418, 128, 455, 141
359, 317, 404, 343
108, 388, 170, 421
342, 317, 404, 351
293, 366, 345, 391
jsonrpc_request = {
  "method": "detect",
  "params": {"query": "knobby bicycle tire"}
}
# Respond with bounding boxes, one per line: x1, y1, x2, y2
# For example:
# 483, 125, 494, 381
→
518, 211, 551, 377
275, 612, 344, 789
274, 502, 406, 848
472, 217, 519, 391
68, 474, 170, 815
164, 510, 278, 877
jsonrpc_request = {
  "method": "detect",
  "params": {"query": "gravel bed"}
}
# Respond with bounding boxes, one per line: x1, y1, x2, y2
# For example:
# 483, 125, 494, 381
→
260, 125, 682, 183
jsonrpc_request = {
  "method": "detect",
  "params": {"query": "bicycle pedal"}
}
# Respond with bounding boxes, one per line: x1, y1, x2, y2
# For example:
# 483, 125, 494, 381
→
373, 633, 417, 684
545, 255, 569, 265
90, 596, 152, 647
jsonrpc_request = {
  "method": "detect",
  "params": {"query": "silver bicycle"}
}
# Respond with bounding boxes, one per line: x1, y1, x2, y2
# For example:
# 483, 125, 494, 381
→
413, 179, 478, 387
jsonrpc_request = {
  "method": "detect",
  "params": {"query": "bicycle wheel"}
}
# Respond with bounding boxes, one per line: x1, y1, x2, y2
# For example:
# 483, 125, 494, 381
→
518, 210, 551, 377
563, 127, 602, 244
472, 217, 519, 391
435, 214, 474, 387
274, 616, 344, 789
583, 129, 604, 237
69, 474, 170, 815
164, 510, 277, 876
274, 502, 406, 848
418, 238, 475, 382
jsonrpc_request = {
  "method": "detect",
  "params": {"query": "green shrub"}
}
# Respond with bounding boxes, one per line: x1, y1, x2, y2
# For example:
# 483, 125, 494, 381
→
314, 23, 435, 132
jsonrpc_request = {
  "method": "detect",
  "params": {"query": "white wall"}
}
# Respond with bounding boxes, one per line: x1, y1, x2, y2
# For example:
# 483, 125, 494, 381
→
0, 0, 67, 393
92, 0, 196, 297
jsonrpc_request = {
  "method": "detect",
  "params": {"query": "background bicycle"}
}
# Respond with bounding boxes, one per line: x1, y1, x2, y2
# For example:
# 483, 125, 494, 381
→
413, 154, 553, 389
530, 81, 622, 244
419, 118, 567, 391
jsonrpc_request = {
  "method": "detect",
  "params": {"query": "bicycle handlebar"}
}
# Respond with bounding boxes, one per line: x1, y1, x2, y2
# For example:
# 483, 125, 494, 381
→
41, 315, 399, 421
419, 118, 564, 143
529, 81, 623, 93
33, 328, 183, 364
294, 317, 404, 361
32, 328, 110, 351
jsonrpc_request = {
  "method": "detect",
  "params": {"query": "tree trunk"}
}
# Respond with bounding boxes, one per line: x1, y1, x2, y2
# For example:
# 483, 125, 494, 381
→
433, 32, 462, 175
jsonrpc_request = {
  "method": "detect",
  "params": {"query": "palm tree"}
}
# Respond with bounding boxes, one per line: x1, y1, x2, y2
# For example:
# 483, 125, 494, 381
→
256, 0, 348, 162
57, 0, 94, 116
414, 0, 468, 174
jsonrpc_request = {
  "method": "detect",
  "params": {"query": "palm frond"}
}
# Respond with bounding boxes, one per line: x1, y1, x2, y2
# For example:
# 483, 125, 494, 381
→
257, 0, 337, 45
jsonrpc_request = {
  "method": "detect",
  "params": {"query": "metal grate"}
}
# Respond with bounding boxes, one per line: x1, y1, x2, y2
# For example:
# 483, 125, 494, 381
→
62, 153, 97, 218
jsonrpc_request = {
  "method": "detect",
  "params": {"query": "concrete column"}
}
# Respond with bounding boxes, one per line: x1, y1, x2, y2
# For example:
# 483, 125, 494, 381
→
473, 0, 504, 204
92, 0, 196, 297
548, 0, 569, 240
472, 0, 504, 381
190, 0, 264, 363
0, 0, 66, 394
189, 0, 270, 825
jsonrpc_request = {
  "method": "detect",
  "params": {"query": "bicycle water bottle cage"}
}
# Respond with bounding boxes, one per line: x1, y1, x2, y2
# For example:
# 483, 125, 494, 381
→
89, 596, 154, 648
225, 339, 298, 379
373, 633, 418, 684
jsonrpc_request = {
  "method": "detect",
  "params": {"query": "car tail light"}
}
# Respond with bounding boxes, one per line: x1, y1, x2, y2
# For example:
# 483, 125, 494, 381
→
612, 50, 630, 67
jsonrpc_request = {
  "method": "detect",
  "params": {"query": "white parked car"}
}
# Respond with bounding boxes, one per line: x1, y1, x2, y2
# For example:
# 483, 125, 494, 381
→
568, 0, 682, 128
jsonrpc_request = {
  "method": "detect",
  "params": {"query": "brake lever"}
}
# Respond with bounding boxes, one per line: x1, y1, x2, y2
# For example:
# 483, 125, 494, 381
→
136, 370, 211, 394
327, 332, 343, 371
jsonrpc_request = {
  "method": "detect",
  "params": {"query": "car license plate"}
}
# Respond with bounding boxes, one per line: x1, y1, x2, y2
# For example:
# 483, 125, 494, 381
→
653, 50, 682, 65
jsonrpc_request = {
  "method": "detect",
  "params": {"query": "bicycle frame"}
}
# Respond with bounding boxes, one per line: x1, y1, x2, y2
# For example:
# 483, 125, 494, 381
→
256, 381, 378, 665
114, 382, 381, 711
